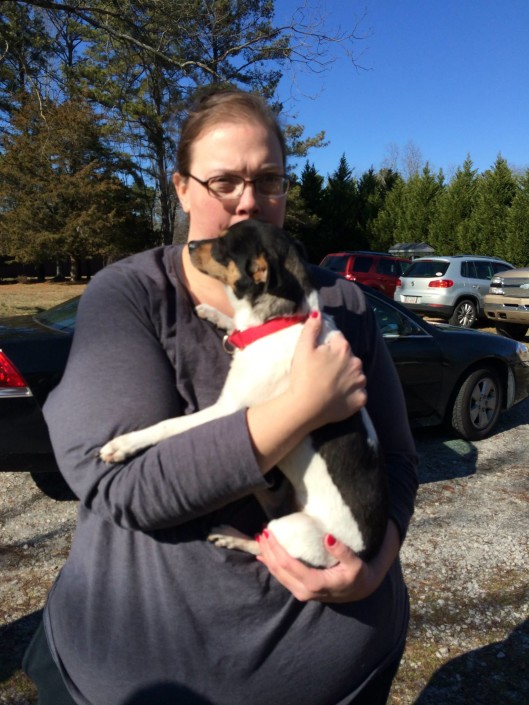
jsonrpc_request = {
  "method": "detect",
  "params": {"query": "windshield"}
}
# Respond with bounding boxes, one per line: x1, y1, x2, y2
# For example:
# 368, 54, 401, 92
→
34, 297, 80, 332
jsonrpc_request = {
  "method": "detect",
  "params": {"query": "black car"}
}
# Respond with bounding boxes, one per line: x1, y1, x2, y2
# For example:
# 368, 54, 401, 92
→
1, 292, 529, 475
365, 287, 529, 439
0, 297, 77, 470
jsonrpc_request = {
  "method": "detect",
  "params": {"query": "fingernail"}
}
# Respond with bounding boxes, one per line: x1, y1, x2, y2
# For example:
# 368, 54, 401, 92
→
254, 534, 261, 543
326, 534, 337, 547
262, 529, 270, 539
310, 310, 319, 318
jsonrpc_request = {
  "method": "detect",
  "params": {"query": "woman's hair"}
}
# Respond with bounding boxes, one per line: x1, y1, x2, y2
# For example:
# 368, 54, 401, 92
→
176, 88, 287, 174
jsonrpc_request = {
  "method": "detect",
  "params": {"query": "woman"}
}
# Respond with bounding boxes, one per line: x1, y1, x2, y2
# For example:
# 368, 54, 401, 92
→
24, 89, 418, 705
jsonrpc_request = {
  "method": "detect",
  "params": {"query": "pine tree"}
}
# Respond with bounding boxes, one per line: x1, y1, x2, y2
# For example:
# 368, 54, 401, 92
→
429, 156, 479, 255
0, 96, 154, 273
505, 170, 529, 267
466, 156, 518, 257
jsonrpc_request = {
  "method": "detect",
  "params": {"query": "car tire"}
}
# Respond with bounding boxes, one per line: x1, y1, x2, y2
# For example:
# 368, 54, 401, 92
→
495, 322, 528, 341
449, 299, 478, 327
450, 367, 502, 440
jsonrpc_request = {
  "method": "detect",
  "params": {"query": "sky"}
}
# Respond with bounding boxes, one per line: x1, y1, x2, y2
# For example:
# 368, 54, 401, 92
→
274, 0, 529, 181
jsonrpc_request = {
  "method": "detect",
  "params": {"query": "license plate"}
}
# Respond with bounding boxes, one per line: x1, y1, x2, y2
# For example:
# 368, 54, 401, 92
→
404, 296, 418, 303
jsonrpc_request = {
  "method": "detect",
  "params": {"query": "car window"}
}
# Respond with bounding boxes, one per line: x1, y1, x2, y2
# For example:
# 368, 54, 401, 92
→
376, 259, 398, 276
35, 297, 80, 332
368, 296, 425, 337
461, 261, 475, 278
351, 256, 372, 273
492, 262, 513, 274
320, 255, 349, 272
474, 261, 494, 279
404, 260, 449, 278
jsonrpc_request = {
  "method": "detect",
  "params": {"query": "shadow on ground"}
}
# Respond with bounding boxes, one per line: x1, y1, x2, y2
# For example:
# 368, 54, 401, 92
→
413, 619, 529, 704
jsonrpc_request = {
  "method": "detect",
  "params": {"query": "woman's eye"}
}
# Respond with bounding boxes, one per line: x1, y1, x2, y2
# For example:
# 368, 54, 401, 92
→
211, 176, 238, 192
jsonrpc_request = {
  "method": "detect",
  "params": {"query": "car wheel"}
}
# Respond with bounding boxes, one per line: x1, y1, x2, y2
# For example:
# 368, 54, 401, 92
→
495, 322, 528, 341
450, 368, 502, 440
449, 299, 478, 327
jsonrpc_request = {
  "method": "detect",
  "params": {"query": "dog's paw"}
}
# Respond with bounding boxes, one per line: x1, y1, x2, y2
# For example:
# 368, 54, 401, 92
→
207, 525, 260, 556
99, 436, 135, 464
195, 305, 234, 333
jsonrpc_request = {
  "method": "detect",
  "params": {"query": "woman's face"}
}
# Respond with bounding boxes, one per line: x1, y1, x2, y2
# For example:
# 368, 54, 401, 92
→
174, 121, 287, 242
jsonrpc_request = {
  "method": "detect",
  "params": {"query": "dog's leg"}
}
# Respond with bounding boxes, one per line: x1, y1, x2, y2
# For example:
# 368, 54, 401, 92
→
99, 402, 229, 463
207, 526, 260, 556
267, 512, 337, 568
195, 304, 235, 333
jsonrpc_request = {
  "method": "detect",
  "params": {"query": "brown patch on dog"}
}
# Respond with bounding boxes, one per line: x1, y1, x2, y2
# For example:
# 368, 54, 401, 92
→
188, 241, 213, 270
249, 255, 268, 284
189, 242, 243, 288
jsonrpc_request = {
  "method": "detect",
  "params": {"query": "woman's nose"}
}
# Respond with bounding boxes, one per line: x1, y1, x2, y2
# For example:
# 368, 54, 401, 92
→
235, 181, 260, 215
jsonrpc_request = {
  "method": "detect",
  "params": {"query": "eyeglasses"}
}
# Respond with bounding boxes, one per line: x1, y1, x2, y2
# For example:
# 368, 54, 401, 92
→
185, 172, 290, 200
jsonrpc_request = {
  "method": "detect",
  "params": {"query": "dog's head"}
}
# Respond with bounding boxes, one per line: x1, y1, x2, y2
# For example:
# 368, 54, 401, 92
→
188, 220, 313, 322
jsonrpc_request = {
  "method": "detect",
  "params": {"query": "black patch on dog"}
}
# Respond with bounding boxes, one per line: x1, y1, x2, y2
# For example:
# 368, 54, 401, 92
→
311, 418, 388, 561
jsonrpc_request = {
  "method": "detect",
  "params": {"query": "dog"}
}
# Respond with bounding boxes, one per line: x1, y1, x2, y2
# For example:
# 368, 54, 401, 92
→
99, 220, 388, 567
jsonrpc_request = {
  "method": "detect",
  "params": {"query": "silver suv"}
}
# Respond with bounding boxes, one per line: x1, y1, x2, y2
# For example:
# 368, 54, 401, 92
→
394, 255, 514, 327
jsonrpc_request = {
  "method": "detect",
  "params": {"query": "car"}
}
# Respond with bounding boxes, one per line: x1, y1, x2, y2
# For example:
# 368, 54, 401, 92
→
394, 255, 514, 327
0, 297, 77, 474
319, 251, 411, 297
2, 290, 529, 481
366, 286, 529, 439
483, 266, 529, 341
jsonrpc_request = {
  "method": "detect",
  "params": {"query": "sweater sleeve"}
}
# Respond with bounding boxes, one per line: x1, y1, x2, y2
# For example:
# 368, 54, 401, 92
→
43, 258, 266, 532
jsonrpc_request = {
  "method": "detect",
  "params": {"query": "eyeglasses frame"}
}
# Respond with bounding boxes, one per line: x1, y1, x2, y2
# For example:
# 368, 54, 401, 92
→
184, 172, 290, 200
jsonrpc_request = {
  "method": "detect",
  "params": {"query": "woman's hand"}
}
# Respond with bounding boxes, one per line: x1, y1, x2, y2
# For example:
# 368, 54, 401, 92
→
246, 311, 368, 474
289, 312, 367, 432
256, 520, 401, 603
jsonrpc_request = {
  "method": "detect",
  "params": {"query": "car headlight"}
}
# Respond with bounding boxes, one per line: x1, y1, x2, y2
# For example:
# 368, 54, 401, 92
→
516, 342, 529, 367
488, 277, 505, 295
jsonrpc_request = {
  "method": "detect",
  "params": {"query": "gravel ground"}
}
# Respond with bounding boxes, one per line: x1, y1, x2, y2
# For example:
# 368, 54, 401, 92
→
1, 400, 528, 704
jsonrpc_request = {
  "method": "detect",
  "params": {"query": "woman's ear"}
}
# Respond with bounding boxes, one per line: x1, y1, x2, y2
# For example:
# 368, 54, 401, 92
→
173, 173, 191, 213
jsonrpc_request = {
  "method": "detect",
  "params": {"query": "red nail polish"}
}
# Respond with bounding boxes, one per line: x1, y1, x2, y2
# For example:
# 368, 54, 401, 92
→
255, 534, 261, 543
311, 310, 319, 318
326, 534, 336, 547
262, 529, 270, 539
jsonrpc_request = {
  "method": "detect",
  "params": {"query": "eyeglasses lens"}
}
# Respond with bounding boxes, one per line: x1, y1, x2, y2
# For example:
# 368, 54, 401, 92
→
208, 175, 288, 199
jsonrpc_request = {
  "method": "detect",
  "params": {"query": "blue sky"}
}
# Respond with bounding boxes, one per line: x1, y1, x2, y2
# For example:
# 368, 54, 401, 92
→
275, 1, 529, 181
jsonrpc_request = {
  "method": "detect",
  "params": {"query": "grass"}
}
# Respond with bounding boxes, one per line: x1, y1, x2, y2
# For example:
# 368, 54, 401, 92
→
0, 278, 87, 317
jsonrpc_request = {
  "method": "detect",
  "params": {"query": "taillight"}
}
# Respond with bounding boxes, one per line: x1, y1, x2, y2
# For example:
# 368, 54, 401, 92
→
0, 350, 29, 388
428, 279, 454, 288
395, 279, 402, 288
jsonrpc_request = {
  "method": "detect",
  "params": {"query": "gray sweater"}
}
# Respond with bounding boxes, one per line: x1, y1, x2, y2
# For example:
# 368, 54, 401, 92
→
43, 245, 418, 705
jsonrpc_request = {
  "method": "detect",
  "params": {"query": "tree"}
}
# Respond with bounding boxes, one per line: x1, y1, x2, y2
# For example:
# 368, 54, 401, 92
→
370, 175, 406, 252
466, 156, 518, 257
357, 167, 399, 249
317, 154, 358, 255
505, 170, 529, 267
429, 156, 479, 255
2, 1, 365, 246
0, 1, 51, 126
0, 95, 153, 275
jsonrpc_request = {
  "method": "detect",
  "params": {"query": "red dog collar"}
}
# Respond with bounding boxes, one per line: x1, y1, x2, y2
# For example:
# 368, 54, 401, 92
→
225, 314, 309, 351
